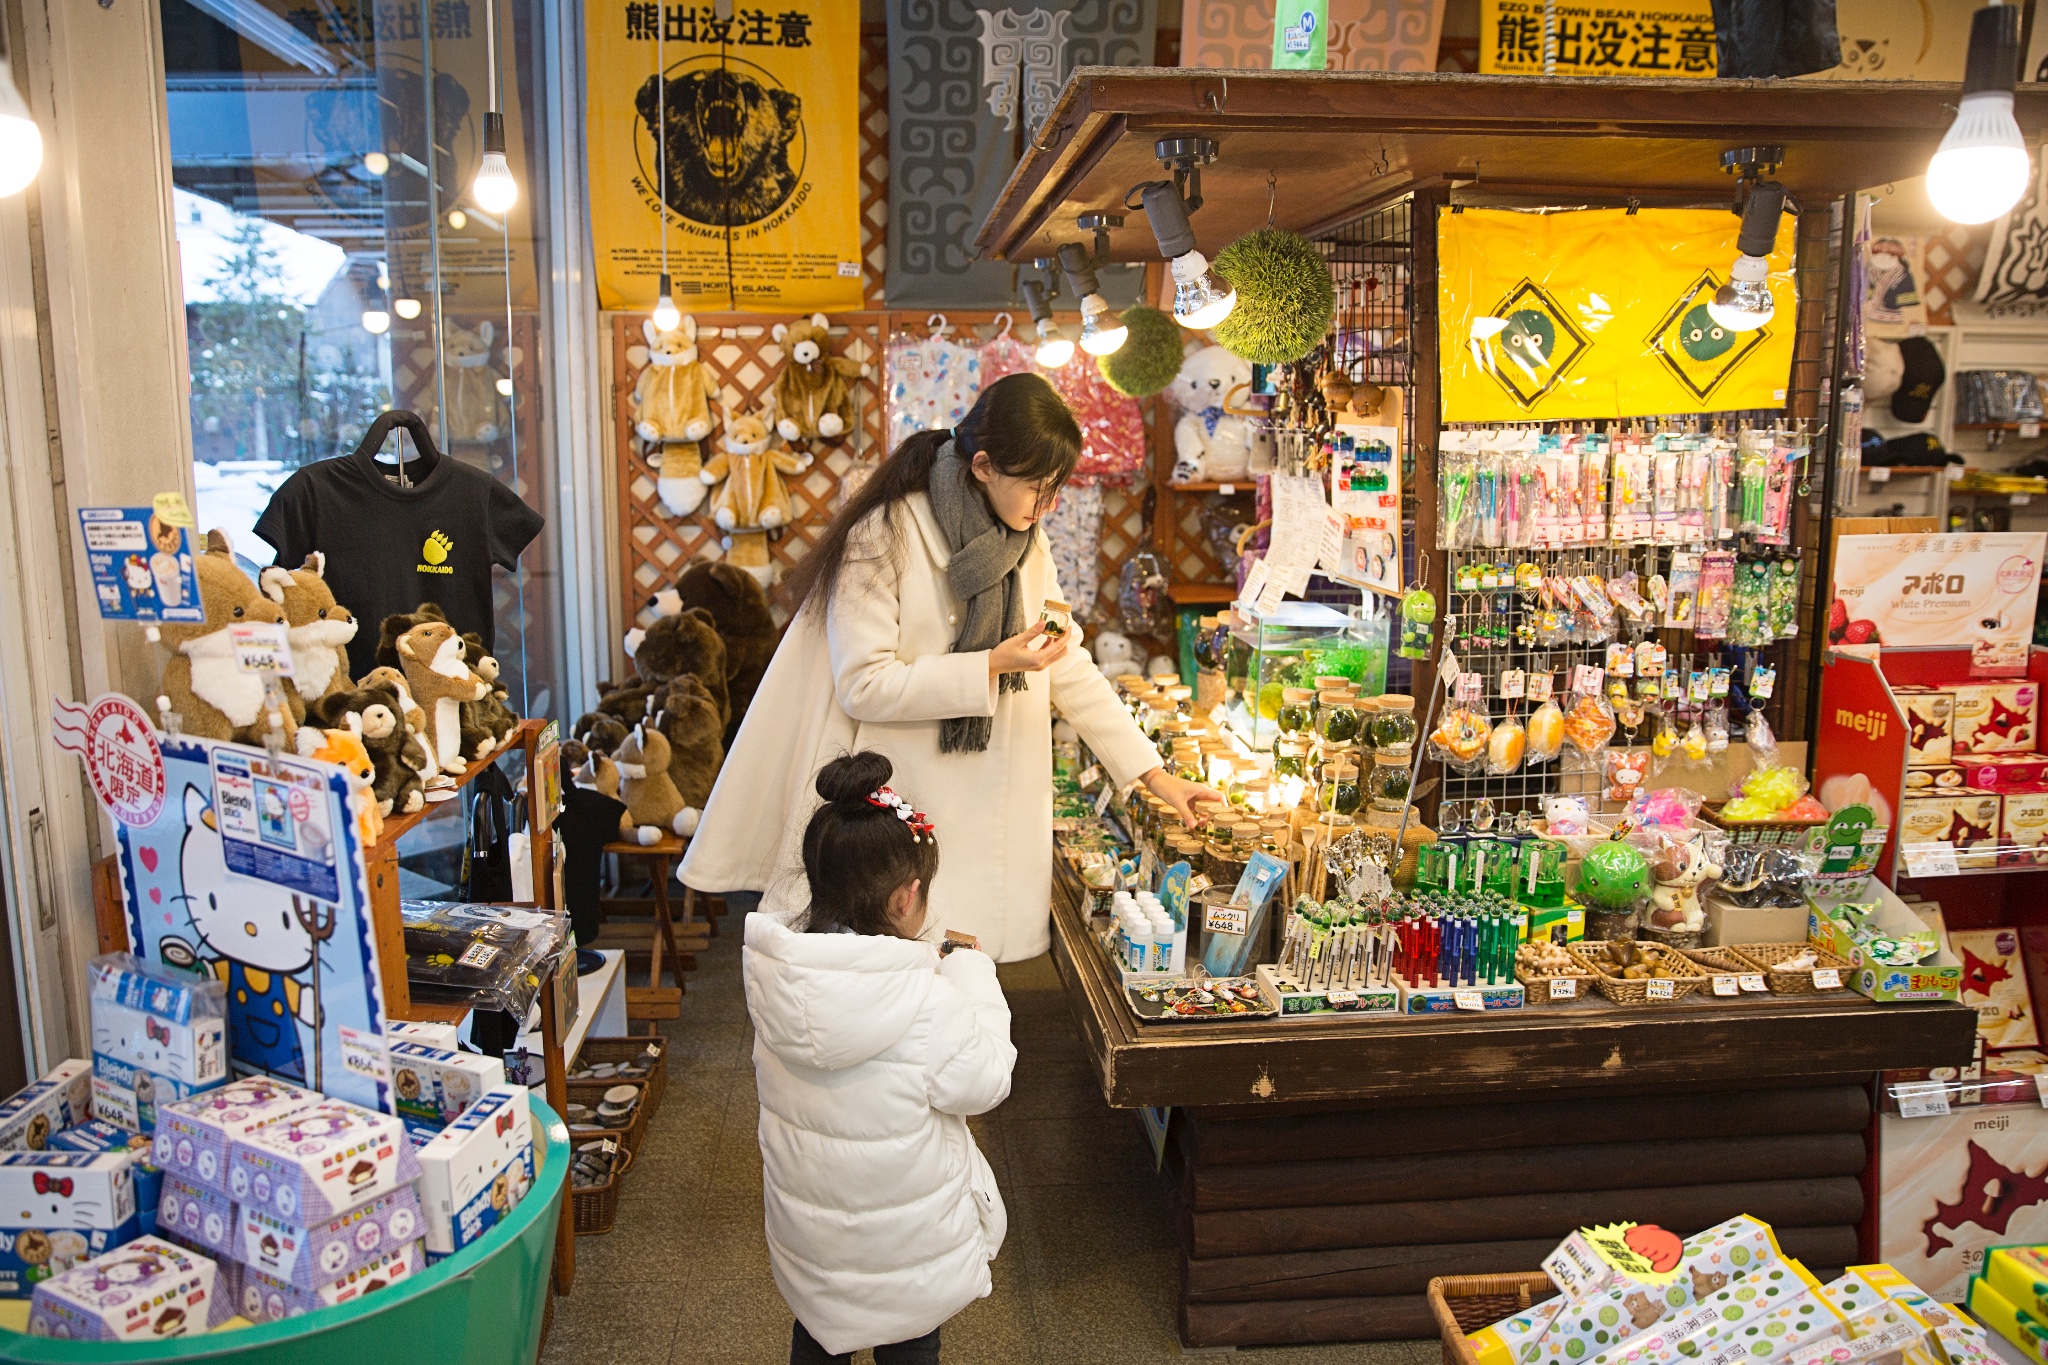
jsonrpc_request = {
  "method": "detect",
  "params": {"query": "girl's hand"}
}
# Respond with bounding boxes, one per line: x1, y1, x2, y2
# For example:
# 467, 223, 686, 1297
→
1141, 768, 1227, 828
989, 622, 1070, 677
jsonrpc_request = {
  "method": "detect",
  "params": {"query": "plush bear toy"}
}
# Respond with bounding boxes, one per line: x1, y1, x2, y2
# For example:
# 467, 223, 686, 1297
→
1090, 628, 1141, 682
769, 313, 863, 443
573, 710, 629, 756
572, 749, 663, 846
455, 630, 522, 759
1167, 345, 1254, 484
396, 622, 490, 778
361, 665, 440, 786
614, 724, 699, 838
652, 674, 724, 810
260, 552, 357, 716
442, 320, 512, 443
308, 682, 426, 817
150, 529, 298, 747
666, 561, 778, 737
613, 607, 731, 727
630, 317, 720, 517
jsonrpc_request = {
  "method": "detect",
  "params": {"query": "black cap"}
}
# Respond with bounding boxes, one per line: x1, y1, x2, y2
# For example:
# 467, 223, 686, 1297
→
1964, 3, 2022, 95
1891, 335, 1948, 424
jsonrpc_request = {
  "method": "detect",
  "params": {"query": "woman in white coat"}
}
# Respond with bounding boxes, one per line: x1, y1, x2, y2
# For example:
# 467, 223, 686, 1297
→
683, 373, 1218, 960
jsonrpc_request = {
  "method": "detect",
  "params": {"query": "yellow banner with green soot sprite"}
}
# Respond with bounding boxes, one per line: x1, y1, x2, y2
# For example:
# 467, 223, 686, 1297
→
1437, 207, 1797, 422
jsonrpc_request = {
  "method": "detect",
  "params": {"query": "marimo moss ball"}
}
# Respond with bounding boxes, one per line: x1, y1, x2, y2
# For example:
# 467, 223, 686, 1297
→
1211, 228, 1336, 366
1097, 304, 1184, 397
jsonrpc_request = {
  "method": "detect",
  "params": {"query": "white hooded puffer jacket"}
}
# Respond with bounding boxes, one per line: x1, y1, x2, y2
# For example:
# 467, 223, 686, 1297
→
742, 913, 1017, 1355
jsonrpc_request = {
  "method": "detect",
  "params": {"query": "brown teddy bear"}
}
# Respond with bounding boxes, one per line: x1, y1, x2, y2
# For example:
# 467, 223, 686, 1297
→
770, 313, 862, 443
606, 608, 729, 727
396, 621, 490, 777
362, 665, 439, 783
669, 561, 779, 738
573, 710, 629, 755
613, 724, 697, 838
572, 748, 662, 845
260, 552, 357, 717
455, 630, 522, 759
151, 530, 298, 747
652, 674, 723, 810
312, 682, 426, 817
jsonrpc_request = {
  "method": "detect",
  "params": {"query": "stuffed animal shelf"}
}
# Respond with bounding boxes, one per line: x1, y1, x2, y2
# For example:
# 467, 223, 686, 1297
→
605, 607, 730, 729
1167, 345, 1254, 485
395, 621, 490, 779
630, 317, 720, 517
309, 727, 383, 847
311, 682, 426, 817
442, 320, 515, 443
455, 630, 522, 761
260, 552, 357, 717
699, 403, 811, 589
149, 529, 298, 748
769, 313, 864, 443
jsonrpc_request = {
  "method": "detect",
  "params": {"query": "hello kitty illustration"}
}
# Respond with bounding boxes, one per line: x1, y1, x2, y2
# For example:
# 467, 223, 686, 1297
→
174, 785, 319, 1083
101, 1252, 163, 1287
202, 1209, 225, 1245
321, 1239, 351, 1274
387, 1206, 415, 1242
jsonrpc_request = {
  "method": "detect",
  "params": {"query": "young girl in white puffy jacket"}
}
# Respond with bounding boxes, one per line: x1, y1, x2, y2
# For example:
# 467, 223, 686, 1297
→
742, 751, 1017, 1365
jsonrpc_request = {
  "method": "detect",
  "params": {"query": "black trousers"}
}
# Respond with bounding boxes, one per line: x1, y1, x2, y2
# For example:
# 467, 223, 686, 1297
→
791, 1320, 940, 1365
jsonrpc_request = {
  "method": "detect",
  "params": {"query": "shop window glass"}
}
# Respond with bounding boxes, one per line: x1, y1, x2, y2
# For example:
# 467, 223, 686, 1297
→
162, 0, 558, 723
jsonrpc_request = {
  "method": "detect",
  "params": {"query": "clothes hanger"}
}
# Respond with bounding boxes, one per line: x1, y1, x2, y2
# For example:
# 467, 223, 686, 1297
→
989, 311, 1015, 340
350, 409, 444, 489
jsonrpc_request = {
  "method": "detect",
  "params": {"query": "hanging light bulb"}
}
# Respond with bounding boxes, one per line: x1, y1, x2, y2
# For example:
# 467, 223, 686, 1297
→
1140, 182, 1235, 329
471, 111, 518, 214
447, 209, 467, 230
361, 309, 391, 335
393, 297, 422, 320
1057, 241, 1128, 356
0, 60, 40, 199
1707, 182, 1785, 333
652, 272, 681, 332
1929, 3, 2031, 224
496, 377, 514, 397
1021, 279, 1073, 368
362, 151, 389, 177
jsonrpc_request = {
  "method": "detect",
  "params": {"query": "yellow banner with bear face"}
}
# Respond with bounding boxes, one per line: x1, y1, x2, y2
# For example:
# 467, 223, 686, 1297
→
586, 2, 862, 313
1438, 207, 1798, 422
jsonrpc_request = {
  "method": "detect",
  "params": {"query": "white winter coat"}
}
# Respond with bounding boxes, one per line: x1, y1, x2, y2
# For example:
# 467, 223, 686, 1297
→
680, 491, 1163, 961
743, 913, 1017, 1354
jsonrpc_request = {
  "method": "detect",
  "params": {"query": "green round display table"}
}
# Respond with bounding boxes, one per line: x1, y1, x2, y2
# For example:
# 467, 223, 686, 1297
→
0, 1099, 570, 1365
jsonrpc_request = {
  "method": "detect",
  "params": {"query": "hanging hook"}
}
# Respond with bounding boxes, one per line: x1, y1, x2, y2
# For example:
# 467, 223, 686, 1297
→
927, 312, 950, 335
991, 310, 1014, 339
1204, 76, 1228, 114
1266, 171, 1277, 230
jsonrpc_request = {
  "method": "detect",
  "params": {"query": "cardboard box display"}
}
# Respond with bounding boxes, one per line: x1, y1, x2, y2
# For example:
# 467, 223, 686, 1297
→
0, 1061, 93, 1153
237, 1184, 422, 1290
1897, 790, 2002, 868
1528, 1216, 1784, 1365
1950, 681, 2039, 755
1809, 885, 1963, 1003
1984, 1246, 2048, 1320
389, 1041, 505, 1135
2001, 791, 2048, 867
154, 1174, 236, 1260
1847, 1263, 1999, 1365
1904, 768, 1967, 793
230, 1101, 419, 1224
151, 1077, 318, 1196
1965, 1274, 2048, 1365
1948, 928, 2040, 1048
1956, 754, 2048, 791
87, 953, 227, 1135
1898, 689, 1956, 767
0, 1152, 143, 1298
236, 1240, 422, 1322
24, 1235, 228, 1341
416, 1085, 532, 1258
1705, 898, 1811, 948
1584, 1260, 1826, 1365
49, 1123, 163, 1238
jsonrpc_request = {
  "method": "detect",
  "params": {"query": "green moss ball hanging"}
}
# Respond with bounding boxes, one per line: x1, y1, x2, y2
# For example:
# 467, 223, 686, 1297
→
1097, 304, 1184, 398
1210, 228, 1335, 366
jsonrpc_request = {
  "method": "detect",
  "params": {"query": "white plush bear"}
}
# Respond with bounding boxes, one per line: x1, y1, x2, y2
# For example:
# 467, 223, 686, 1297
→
1091, 628, 1141, 681
1167, 344, 1253, 484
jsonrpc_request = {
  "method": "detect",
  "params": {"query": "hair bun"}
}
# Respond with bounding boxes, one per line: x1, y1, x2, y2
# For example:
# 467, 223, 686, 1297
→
815, 751, 894, 806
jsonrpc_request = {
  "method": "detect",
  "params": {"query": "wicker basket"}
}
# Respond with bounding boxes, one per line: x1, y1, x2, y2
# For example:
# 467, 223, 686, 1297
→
1698, 803, 1827, 847
571, 1037, 669, 1120
570, 1142, 635, 1236
1725, 941, 1853, 994
566, 1077, 651, 1155
1513, 943, 1600, 1005
1429, 1272, 1559, 1365
1578, 940, 1710, 1004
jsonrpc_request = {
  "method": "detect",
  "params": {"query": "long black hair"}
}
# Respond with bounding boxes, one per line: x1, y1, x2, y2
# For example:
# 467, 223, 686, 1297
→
781, 371, 1082, 613
800, 752, 942, 936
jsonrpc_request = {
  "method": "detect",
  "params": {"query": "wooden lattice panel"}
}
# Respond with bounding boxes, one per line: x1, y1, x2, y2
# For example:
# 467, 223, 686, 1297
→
1919, 225, 1990, 327
860, 25, 889, 308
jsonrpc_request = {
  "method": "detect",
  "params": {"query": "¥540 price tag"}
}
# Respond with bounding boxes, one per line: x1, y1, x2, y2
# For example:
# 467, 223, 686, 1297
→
1713, 975, 1740, 996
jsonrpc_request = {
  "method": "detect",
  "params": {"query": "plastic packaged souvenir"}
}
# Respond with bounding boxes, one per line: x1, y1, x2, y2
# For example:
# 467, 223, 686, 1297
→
87, 953, 227, 1134
1431, 703, 1492, 771
1526, 700, 1565, 765
152, 1077, 319, 1196
1605, 750, 1650, 804
1563, 691, 1617, 756
1768, 554, 1802, 640
400, 901, 563, 1018
25, 1236, 229, 1341
230, 1101, 420, 1224
1583, 1260, 1827, 1365
1694, 551, 1736, 639
415, 1085, 533, 1259
1543, 795, 1591, 837
1488, 716, 1527, 775
0, 1061, 92, 1153
1528, 1216, 1786, 1365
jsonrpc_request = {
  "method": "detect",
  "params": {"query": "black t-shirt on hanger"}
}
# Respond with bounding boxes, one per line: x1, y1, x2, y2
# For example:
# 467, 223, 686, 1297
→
254, 442, 545, 679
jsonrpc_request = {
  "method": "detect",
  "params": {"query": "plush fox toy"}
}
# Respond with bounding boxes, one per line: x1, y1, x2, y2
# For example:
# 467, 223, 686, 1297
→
700, 402, 812, 532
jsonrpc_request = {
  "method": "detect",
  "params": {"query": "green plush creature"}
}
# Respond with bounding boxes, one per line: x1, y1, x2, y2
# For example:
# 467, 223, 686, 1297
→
1578, 839, 1652, 909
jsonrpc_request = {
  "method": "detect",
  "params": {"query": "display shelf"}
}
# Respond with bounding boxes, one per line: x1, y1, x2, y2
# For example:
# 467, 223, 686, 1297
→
519, 948, 627, 1074
1168, 581, 1236, 604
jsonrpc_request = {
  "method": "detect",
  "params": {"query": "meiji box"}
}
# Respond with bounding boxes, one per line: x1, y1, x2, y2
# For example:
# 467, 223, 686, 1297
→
1898, 688, 1956, 767
236, 1239, 422, 1322
1985, 1246, 2048, 1319
154, 1175, 235, 1259
1586, 1260, 1824, 1365
230, 1101, 419, 1223
1957, 755, 2048, 791
1530, 1216, 1784, 1365
1953, 790, 2003, 869
1905, 768, 1966, 794
417, 1084, 532, 1258
2002, 792, 2048, 867
151, 1077, 318, 1195
1969, 1273, 2048, 1365
1950, 681, 2039, 755
49, 1123, 163, 1238
0, 1152, 142, 1298
25, 1236, 228, 1341
87, 952, 227, 1134
389, 1021, 462, 1050
390, 1041, 505, 1135
238, 1184, 422, 1291
0, 1061, 93, 1152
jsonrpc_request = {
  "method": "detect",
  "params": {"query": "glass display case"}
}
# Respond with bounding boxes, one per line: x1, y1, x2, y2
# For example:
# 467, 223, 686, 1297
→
1222, 598, 1392, 750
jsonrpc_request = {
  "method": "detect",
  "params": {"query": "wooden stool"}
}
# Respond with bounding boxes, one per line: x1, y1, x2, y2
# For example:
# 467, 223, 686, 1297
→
597, 837, 705, 994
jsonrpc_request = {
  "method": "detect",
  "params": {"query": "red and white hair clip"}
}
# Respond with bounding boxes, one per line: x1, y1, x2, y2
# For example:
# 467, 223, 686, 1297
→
867, 786, 936, 844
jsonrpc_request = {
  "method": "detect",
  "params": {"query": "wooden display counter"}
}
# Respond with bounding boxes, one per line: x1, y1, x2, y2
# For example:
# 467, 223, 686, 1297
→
1046, 864, 1976, 1349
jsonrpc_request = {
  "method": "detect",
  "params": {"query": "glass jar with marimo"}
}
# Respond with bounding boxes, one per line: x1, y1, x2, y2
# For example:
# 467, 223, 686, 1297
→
1318, 760, 1362, 815
1315, 690, 1360, 747
1276, 687, 1315, 738
1156, 717, 1189, 760
1239, 777, 1271, 814
1368, 745, 1413, 815
1163, 684, 1195, 717
1370, 695, 1419, 751
1273, 737, 1310, 779
1172, 743, 1204, 784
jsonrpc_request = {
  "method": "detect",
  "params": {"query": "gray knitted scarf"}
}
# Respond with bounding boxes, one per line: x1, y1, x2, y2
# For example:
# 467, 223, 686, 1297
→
927, 441, 1033, 753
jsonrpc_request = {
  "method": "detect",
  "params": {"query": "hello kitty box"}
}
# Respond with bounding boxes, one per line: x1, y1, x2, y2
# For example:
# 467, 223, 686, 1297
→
238, 1239, 422, 1322
237, 1183, 421, 1291
0, 1152, 141, 1298
87, 952, 227, 1134
0, 1060, 92, 1152
389, 1040, 505, 1136
152, 1077, 318, 1195
26, 1235, 229, 1341
154, 1174, 236, 1259
417, 1084, 532, 1258
230, 1101, 420, 1224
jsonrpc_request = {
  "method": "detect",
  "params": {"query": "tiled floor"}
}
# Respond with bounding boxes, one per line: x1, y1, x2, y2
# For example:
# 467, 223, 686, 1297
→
543, 917, 1441, 1364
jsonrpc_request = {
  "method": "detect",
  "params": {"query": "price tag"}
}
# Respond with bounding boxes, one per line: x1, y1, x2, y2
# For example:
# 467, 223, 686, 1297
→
2024, 422, 2042, 439
1453, 987, 1486, 1011
1895, 1081, 1951, 1119
1946, 464, 1965, 482
1713, 975, 1740, 996
151, 492, 195, 528
1903, 843, 1961, 878
1569, 664, 1606, 693
1500, 669, 1527, 700
1549, 977, 1577, 1000
2014, 494, 2033, 507
337, 1025, 391, 1089
1812, 968, 1841, 988
1219, 483, 1237, 496
1750, 664, 1777, 700
228, 622, 294, 677
1095, 784, 1115, 816
1326, 989, 1358, 1005
1236, 558, 1271, 612
1738, 973, 1768, 993
1204, 903, 1250, 936
1456, 672, 1484, 701
1868, 466, 1892, 484
1645, 978, 1676, 1000
1526, 672, 1555, 702
1078, 764, 1102, 788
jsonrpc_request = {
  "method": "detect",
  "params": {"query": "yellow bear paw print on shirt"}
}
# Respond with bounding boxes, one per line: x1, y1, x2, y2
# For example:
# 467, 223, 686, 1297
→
422, 530, 453, 565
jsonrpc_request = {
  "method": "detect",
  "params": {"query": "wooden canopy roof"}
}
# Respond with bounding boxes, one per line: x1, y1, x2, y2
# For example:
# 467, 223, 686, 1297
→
973, 69, 2048, 262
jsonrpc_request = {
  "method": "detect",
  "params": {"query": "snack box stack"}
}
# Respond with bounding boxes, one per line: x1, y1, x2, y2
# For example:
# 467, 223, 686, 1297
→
25, 1235, 230, 1341
388, 1040, 505, 1138
0, 1061, 92, 1152
1898, 682, 2048, 866
87, 951, 227, 1134
50, 1121, 164, 1237
0, 1152, 141, 1297
1970, 1245, 2048, 1365
150, 1076, 319, 1194
415, 1085, 533, 1263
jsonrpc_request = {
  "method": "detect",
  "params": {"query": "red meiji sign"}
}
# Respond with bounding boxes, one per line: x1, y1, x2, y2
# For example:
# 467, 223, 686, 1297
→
52, 693, 166, 827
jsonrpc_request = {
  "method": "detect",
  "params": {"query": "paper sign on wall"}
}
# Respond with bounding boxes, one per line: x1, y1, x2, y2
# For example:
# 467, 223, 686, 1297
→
1479, 0, 1717, 74
77, 508, 202, 623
